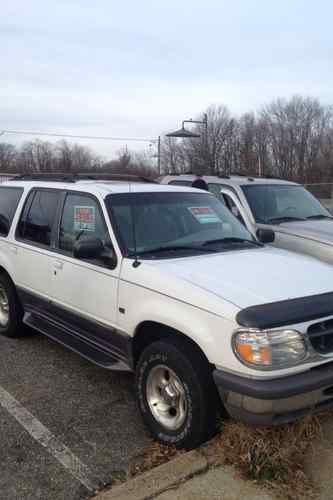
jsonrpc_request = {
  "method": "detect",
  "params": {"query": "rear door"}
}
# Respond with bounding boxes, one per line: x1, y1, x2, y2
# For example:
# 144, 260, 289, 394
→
14, 188, 63, 314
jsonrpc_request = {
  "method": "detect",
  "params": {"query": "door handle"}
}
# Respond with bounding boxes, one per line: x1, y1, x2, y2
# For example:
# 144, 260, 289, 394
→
53, 260, 64, 270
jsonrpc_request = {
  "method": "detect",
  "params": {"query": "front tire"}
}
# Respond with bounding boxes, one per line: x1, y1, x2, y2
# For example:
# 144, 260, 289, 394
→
0, 273, 24, 338
135, 337, 219, 449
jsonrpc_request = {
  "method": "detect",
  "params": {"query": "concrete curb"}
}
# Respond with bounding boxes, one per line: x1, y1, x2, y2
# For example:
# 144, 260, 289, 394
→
95, 450, 208, 500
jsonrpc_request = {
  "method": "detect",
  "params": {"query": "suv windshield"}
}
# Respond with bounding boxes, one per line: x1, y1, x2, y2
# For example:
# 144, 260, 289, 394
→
242, 184, 331, 224
106, 192, 255, 258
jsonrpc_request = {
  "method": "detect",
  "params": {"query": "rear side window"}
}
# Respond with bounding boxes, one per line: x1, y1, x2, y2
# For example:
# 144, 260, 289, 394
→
17, 189, 61, 247
0, 187, 23, 236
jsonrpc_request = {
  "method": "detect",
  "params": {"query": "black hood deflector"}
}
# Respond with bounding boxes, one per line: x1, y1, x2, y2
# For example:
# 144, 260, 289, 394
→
236, 291, 333, 329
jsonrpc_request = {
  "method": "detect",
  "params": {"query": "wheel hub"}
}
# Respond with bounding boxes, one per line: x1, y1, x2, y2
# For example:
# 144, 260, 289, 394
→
160, 382, 180, 407
146, 365, 187, 431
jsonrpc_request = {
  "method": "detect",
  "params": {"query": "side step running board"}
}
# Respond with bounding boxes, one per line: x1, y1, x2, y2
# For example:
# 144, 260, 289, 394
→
24, 312, 130, 371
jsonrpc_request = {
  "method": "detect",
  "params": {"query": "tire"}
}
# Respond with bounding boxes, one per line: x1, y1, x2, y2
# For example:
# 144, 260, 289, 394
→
0, 273, 24, 338
135, 337, 219, 449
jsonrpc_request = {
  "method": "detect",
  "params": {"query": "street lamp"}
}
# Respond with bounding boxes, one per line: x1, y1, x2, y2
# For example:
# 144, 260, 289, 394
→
166, 114, 208, 173
166, 113, 208, 139
166, 127, 200, 139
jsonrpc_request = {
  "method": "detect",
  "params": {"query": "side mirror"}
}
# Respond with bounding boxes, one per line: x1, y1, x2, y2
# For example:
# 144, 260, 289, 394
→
256, 228, 275, 244
73, 238, 104, 259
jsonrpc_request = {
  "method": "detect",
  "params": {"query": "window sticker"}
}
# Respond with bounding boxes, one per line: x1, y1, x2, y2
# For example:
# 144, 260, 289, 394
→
188, 206, 221, 224
73, 206, 96, 232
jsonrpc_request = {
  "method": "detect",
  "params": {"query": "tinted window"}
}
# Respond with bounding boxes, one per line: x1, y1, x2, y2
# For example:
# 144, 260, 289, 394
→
242, 184, 330, 224
59, 194, 113, 267
208, 183, 223, 196
106, 192, 254, 258
0, 187, 23, 236
18, 190, 61, 246
222, 194, 245, 226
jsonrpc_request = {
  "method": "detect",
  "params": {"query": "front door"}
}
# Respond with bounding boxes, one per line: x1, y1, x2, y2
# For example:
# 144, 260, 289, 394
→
50, 191, 121, 350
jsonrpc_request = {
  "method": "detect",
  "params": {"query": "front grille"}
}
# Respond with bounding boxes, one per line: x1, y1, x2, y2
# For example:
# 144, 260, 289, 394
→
308, 319, 333, 354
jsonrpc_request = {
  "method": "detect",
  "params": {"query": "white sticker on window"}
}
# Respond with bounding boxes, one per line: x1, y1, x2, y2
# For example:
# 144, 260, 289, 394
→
188, 206, 220, 224
73, 206, 96, 232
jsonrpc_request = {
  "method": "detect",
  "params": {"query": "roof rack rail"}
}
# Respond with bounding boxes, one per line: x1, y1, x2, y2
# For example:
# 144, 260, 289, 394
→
75, 173, 157, 183
229, 172, 283, 181
10, 173, 76, 182
8, 172, 157, 183
229, 172, 249, 177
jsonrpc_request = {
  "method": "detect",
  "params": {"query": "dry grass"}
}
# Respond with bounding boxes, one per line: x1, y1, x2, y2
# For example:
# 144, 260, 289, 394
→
213, 415, 322, 499
129, 441, 185, 477
129, 415, 323, 499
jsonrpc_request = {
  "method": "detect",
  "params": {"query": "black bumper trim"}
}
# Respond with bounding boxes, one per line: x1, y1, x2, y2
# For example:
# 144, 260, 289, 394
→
213, 362, 333, 400
236, 291, 333, 329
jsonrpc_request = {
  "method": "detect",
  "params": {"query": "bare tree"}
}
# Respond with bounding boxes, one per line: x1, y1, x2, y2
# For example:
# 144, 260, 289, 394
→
260, 96, 332, 181
0, 143, 17, 172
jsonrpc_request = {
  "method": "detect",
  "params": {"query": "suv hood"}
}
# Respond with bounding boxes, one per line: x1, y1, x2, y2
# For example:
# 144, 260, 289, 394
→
147, 246, 333, 309
277, 219, 333, 245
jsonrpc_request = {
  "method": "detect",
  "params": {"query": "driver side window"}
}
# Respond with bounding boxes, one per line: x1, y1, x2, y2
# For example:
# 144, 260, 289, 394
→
59, 193, 113, 267
222, 193, 246, 226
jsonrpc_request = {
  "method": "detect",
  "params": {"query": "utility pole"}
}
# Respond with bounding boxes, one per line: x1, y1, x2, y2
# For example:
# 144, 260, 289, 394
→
258, 155, 262, 177
157, 136, 161, 175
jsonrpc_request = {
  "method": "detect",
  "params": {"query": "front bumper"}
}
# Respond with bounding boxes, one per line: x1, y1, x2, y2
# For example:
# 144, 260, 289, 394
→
213, 362, 333, 425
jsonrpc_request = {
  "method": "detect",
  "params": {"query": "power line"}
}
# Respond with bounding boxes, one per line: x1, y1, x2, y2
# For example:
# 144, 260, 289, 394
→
0, 129, 156, 143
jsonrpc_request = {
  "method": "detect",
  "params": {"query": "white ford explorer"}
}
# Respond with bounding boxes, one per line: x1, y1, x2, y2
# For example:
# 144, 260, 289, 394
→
2, 174, 333, 449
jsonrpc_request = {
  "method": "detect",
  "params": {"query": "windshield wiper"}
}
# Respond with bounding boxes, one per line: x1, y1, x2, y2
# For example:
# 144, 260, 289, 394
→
202, 237, 263, 247
132, 245, 218, 257
267, 216, 306, 224
306, 214, 333, 220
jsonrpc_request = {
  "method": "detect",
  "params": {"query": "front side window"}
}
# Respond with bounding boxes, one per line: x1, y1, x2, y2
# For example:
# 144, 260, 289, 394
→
106, 192, 256, 259
208, 183, 223, 196
59, 193, 114, 268
0, 187, 23, 236
242, 184, 331, 224
222, 194, 245, 226
17, 189, 61, 246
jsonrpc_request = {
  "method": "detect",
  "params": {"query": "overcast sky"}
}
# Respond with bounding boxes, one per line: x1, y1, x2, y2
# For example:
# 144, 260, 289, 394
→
1, 0, 333, 159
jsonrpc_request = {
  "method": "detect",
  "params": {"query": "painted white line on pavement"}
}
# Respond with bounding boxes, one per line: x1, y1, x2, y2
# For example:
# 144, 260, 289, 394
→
0, 384, 98, 492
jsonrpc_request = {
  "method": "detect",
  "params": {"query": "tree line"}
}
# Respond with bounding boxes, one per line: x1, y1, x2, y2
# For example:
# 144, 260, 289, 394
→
0, 140, 156, 178
161, 96, 333, 183
1, 95, 333, 183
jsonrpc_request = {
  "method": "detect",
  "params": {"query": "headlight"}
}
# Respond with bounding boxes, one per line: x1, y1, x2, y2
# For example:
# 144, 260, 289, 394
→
233, 329, 307, 370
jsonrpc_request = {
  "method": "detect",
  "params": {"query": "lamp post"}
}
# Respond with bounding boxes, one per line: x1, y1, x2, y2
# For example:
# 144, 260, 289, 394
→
166, 113, 207, 139
166, 113, 208, 173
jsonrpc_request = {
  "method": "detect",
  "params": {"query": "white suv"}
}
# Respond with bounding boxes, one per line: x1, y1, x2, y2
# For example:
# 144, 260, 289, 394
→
2, 174, 333, 448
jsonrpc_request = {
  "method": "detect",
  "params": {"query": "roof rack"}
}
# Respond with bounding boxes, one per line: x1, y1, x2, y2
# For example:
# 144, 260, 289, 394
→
229, 172, 283, 181
8, 172, 157, 184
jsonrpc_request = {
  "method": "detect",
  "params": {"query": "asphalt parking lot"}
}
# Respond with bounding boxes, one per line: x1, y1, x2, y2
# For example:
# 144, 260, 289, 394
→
0, 329, 150, 500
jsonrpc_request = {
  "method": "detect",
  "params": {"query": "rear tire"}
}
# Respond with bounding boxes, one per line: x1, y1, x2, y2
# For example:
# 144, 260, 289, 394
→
0, 273, 24, 338
135, 337, 219, 449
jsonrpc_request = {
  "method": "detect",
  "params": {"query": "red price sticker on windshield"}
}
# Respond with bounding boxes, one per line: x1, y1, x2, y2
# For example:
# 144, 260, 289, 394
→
188, 206, 220, 224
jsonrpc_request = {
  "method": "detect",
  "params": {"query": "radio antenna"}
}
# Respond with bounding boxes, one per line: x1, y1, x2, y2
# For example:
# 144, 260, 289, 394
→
129, 181, 140, 268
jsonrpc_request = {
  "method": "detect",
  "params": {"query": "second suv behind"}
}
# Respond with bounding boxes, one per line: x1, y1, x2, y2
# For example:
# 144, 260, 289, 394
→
160, 174, 333, 264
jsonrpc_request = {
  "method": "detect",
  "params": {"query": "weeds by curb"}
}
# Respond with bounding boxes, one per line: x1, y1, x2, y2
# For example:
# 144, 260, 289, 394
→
129, 414, 323, 499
